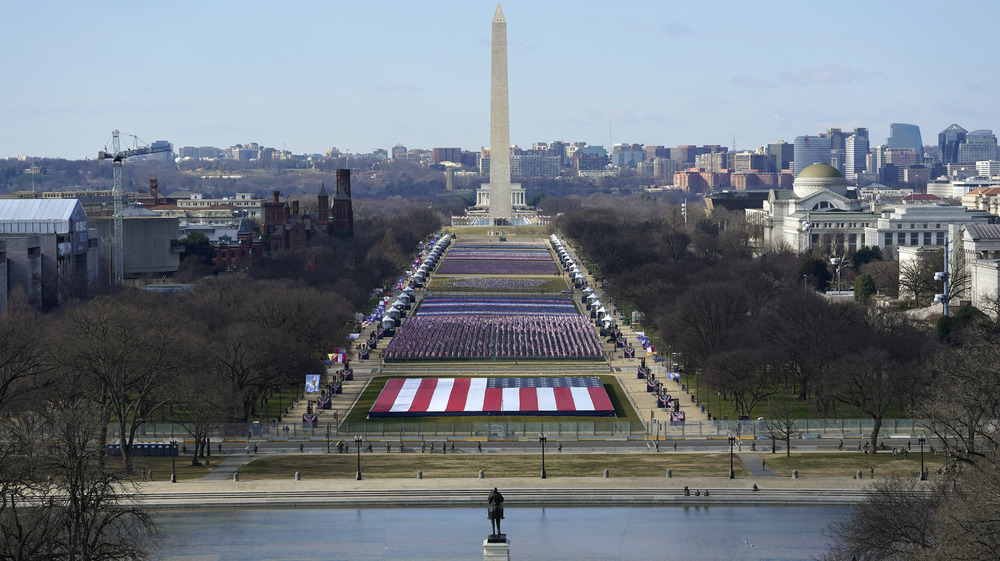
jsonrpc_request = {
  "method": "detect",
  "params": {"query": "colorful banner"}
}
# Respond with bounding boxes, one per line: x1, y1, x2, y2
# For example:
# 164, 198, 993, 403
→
305, 374, 320, 393
327, 348, 348, 363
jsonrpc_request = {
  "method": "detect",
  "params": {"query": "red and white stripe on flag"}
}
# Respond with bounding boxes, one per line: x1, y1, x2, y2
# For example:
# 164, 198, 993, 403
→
369, 378, 615, 417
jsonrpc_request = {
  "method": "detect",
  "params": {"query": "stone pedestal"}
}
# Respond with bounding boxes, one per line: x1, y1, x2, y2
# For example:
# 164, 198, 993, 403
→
483, 537, 510, 561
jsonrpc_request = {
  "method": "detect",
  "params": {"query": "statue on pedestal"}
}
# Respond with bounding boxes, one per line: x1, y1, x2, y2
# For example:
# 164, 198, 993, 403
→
488, 487, 505, 540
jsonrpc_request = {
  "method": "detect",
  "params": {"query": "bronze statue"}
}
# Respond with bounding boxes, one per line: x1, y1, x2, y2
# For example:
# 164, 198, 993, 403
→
488, 487, 505, 537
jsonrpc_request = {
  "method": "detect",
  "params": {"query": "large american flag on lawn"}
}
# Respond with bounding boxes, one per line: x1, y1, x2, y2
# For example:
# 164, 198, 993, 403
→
369, 377, 615, 418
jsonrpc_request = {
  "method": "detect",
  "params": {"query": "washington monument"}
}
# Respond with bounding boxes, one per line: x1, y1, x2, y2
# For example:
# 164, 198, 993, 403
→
488, 3, 512, 224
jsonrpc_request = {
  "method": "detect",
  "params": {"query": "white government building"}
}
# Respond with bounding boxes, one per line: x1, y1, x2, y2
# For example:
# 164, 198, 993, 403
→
748, 163, 994, 255
748, 163, 1000, 314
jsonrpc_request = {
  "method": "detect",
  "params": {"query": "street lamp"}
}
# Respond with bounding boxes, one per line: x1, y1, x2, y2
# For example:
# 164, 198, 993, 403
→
919, 435, 926, 480
355, 436, 363, 480
170, 435, 177, 483
539, 435, 548, 479
830, 256, 842, 292
728, 436, 736, 479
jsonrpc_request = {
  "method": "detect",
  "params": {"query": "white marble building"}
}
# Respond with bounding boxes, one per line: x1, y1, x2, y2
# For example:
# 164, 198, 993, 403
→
748, 163, 994, 255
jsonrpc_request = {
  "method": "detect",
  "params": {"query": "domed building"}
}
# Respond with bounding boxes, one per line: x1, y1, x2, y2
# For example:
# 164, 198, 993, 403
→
749, 163, 869, 253
747, 162, 994, 256
792, 163, 849, 198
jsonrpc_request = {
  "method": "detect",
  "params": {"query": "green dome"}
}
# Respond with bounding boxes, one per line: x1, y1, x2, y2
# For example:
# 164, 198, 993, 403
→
797, 163, 844, 179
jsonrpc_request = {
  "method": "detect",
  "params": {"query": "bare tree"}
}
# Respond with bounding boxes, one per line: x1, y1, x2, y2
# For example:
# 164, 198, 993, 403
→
701, 342, 781, 418
0, 303, 53, 413
916, 334, 1000, 468
60, 293, 190, 473
0, 400, 156, 560
898, 250, 938, 306
830, 347, 919, 454
763, 399, 802, 456
821, 477, 942, 561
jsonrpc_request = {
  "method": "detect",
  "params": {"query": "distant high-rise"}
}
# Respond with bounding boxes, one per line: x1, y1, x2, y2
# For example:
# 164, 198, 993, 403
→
886, 123, 923, 163
959, 129, 998, 164
487, 3, 512, 224
938, 124, 968, 164
793, 135, 832, 176
766, 142, 794, 172
845, 133, 869, 184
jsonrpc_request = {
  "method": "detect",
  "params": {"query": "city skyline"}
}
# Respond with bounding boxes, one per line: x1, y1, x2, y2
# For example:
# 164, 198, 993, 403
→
3, 0, 1000, 160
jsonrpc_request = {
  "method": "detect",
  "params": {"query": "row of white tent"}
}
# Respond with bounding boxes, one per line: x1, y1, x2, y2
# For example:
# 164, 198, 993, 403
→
549, 235, 614, 330
382, 235, 452, 331
550, 234, 587, 288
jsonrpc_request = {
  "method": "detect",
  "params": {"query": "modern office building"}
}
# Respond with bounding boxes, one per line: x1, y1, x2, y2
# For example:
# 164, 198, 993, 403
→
977, 161, 1000, 178
939, 124, 968, 165
695, 151, 730, 173
732, 152, 767, 173
0, 199, 98, 308
432, 148, 463, 165
766, 142, 794, 172
959, 129, 998, 164
793, 135, 832, 176
612, 144, 646, 168
886, 123, 923, 164
845, 134, 869, 184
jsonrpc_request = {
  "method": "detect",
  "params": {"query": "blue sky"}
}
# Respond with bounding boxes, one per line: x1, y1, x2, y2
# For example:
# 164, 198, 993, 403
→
3, 0, 998, 160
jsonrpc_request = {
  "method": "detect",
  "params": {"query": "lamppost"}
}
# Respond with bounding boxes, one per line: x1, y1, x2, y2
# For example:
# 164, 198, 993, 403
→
539, 435, 548, 479
934, 237, 952, 317
326, 423, 331, 454
919, 435, 926, 480
830, 256, 842, 292
728, 436, 736, 479
355, 436, 363, 480
170, 435, 177, 483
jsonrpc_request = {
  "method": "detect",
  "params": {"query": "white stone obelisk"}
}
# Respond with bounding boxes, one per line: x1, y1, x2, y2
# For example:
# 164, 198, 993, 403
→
488, 3, 512, 224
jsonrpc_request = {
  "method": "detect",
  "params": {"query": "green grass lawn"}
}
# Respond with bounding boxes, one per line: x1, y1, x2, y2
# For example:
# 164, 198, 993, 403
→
233, 450, 940, 481
236, 452, 747, 480
124, 456, 216, 482
758, 451, 935, 480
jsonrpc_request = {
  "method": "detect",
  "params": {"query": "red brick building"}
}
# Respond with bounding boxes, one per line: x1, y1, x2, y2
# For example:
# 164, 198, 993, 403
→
262, 168, 354, 254
730, 172, 794, 190
215, 217, 261, 270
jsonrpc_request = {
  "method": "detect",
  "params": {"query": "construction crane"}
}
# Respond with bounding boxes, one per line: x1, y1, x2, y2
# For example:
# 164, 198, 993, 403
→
98, 130, 171, 286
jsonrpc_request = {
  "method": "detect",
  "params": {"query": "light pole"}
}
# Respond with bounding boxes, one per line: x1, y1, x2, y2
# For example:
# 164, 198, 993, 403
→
326, 424, 331, 454
355, 436, 363, 480
170, 435, 177, 483
539, 435, 547, 479
830, 256, 842, 292
729, 436, 736, 479
934, 237, 952, 316
919, 435, 926, 480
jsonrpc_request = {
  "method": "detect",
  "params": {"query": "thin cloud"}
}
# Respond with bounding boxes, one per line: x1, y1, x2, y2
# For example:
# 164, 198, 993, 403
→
377, 84, 421, 94
732, 75, 776, 88
661, 21, 693, 35
780, 64, 867, 86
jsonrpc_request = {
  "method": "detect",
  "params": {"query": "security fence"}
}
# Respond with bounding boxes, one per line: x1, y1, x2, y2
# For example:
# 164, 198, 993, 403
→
112, 418, 930, 444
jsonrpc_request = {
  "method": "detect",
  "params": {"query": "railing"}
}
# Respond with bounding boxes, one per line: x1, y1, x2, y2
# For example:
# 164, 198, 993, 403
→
111, 418, 931, 444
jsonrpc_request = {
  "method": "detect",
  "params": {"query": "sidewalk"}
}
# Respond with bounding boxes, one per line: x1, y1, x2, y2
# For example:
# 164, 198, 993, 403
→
201, 454, 252, 481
